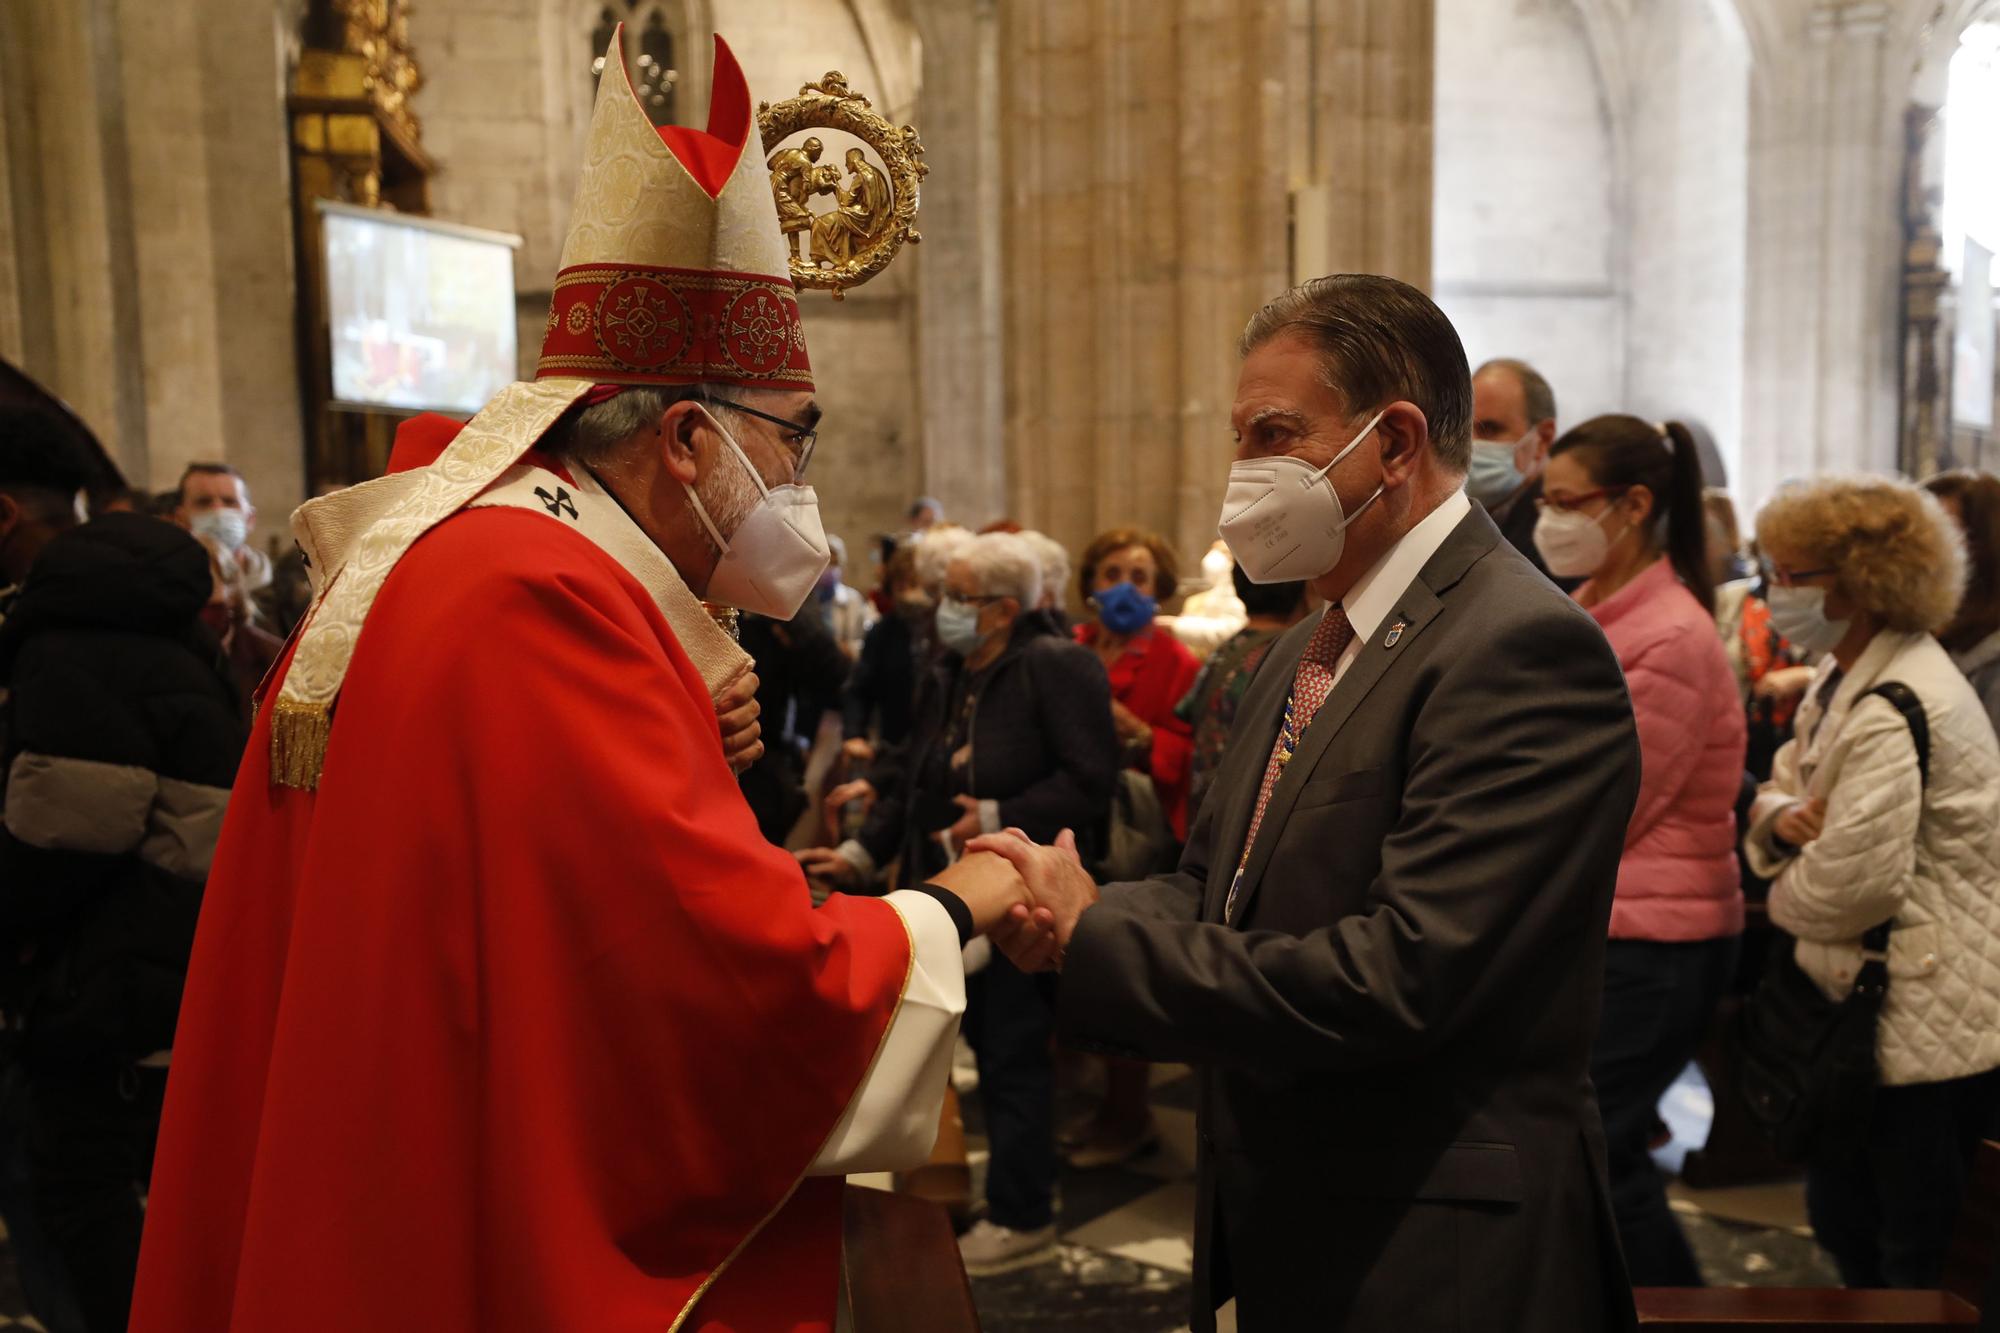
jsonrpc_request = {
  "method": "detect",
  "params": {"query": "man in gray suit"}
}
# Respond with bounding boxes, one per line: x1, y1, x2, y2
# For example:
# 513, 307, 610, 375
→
976, 275, 1643, 1332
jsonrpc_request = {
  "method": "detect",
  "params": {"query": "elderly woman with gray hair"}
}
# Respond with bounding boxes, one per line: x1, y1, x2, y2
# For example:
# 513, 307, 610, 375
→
1745, 474, 2000, 1290
799, 530, 1118, 1273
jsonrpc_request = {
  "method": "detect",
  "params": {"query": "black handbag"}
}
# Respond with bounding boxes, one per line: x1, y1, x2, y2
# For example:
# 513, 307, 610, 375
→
1733, 681, 1928, 1164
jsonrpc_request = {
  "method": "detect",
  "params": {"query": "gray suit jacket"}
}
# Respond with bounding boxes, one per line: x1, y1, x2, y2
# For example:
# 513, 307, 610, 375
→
1058, 505, 1643, 1333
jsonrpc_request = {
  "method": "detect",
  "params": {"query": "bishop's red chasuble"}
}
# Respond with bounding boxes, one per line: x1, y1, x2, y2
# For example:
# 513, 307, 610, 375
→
130, 448, 957, 1332
135, 31, 964, 1329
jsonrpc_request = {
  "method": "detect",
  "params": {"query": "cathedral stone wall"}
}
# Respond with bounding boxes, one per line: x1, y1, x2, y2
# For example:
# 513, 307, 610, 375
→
0, 0, 302, 521
1434, 0, 1623, 432
1623, 0, 1751, 484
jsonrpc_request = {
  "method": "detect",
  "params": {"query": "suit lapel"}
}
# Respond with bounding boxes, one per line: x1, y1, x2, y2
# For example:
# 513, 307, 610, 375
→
1200, 624, 1310, 923
1225, 583, 1442, 924
1223, 505, 1502, 926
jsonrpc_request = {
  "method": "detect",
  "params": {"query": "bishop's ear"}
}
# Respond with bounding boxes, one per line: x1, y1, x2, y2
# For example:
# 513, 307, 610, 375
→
655, 399, 706, 488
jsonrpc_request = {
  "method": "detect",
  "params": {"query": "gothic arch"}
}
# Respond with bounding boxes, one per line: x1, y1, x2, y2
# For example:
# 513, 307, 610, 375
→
568, 0, 711, 131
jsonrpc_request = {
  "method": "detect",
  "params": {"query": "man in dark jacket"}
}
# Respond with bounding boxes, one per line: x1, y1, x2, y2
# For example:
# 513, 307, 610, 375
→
1470, 357, 1573, 589
0, 514, 245, 1333
799, 530, 1118, 1275
981, 278, 1640, 1331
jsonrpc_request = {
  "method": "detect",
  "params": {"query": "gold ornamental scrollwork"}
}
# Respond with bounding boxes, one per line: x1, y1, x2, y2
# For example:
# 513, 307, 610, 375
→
758, 72, 927, 300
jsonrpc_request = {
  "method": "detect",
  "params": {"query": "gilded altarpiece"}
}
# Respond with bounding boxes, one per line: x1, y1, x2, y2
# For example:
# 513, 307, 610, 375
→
290, 0, 433, 489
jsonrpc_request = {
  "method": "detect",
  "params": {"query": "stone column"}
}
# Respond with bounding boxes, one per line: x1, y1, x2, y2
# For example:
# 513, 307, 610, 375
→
0, 0, 150, 477
913, 0, 1005, 530
1738, 0, 1911, 507
0, 0, 302, 513
1295, 0, 1433, 287
1000, 0, 1430, 583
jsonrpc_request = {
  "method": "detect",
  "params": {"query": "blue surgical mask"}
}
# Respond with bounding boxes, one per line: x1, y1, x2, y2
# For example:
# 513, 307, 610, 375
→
935, 595, 985, 655
1466, 439, 1526, 505
1093, 581, 1157, 635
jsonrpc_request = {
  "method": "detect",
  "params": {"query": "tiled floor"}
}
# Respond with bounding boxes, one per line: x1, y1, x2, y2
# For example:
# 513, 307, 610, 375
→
959, 1055, 1837, 1332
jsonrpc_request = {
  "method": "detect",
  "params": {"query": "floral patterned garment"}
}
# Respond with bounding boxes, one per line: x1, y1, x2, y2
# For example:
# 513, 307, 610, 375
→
1175, 626, 1284, 827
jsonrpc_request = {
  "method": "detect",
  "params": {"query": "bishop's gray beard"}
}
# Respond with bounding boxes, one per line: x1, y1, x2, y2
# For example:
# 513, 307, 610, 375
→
687, 448, 762, 562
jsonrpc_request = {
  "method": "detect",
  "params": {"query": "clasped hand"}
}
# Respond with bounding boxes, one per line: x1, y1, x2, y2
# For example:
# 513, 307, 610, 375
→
796, 826, 1099, 970
960, 828, 1100, 973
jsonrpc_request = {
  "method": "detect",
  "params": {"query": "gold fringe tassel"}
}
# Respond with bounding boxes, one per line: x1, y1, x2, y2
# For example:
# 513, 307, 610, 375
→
269, 697, 333, 791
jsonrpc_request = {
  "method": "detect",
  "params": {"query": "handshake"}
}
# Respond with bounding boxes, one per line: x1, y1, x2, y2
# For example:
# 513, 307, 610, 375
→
798, 831, 1098, 973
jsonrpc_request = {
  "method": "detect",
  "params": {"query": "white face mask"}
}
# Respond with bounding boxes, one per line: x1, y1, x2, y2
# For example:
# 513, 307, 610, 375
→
1532, 503, 1626, 579
685, 408, 831, 620
189, 507, 249, 554
1217, 408, 1387, 584
1765, 584, 1851, 659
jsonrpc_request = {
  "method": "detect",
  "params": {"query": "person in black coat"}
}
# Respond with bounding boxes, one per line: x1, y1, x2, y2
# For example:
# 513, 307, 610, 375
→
735, 599, 849, 845
799, 531, 1118, 1274
0, 514, 245, 1333
1470, 357, 1578, 591
840, 543, 926, 757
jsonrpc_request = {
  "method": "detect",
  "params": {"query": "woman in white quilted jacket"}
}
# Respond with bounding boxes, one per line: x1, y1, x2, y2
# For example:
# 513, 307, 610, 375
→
1746, 474, 2000, 1290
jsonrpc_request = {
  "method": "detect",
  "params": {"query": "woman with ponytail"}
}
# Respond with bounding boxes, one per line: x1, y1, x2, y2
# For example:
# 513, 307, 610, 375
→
1535, 415, 1747, 1286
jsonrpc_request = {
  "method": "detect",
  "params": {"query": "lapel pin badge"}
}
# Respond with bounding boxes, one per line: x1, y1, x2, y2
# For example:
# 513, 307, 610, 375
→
1384, 619, 1407, 649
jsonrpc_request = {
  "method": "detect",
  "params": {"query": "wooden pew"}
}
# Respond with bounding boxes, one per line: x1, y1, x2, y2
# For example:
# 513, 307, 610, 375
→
843, 1184, 982, 1331
1635, 1139, 1999, 1330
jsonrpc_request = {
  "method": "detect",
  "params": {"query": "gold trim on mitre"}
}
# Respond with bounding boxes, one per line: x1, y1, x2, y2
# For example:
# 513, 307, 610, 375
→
269, 378, 594, 789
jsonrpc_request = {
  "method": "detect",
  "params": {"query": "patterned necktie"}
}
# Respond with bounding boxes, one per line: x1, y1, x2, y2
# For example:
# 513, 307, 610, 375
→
1227, 605, 1356, 917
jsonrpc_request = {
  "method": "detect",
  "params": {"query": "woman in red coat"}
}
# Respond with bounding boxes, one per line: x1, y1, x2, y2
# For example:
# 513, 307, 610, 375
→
1068, 527, 1199, 1168
1073, 528, 1201, 839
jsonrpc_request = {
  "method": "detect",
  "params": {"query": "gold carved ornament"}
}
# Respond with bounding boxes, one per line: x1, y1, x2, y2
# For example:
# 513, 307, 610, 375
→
758, 72, 927, 300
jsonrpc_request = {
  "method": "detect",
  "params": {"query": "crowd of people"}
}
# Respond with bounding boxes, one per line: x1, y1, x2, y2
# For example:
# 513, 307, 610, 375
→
750, 352, 2000, 1290
3, 330, 2000, 1322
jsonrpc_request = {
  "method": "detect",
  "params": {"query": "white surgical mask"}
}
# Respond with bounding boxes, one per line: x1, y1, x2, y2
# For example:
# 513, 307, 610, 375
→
1217, 408, 1387, 584
1532, 504, 1624, 579
1466, 432, 1531, 506
935, 596, 986, 656
1765, 584, 1850, 659
190, 507, 248, 554
685, 408, 831, 620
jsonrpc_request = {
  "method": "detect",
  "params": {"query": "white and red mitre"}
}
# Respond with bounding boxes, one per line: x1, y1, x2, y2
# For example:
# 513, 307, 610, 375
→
537, 35, 811, 391
268, 30, 790, 789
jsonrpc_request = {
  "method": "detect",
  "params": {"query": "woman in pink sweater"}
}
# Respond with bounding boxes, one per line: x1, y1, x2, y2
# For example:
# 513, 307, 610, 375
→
1534, 414, 1747, 1288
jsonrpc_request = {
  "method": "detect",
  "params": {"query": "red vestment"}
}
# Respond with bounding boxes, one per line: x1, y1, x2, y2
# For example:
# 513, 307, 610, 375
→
130, 492, 913, 1331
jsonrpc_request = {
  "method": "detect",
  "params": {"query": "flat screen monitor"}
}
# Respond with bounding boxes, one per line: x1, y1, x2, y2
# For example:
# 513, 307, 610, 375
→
320, 201, 521, 416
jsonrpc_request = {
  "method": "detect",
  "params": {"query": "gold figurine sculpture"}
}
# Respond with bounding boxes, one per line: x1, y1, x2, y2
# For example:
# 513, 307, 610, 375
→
759, 71, 926, 300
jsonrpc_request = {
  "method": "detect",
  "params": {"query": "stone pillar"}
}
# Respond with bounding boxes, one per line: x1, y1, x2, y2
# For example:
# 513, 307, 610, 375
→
0, 0, 303, 514
913, 0, 1005, 530
1000, 0, 1429, 583
1738, 0, 1910, 507
0, 0, 150, 477
1294, 0, 1433, 287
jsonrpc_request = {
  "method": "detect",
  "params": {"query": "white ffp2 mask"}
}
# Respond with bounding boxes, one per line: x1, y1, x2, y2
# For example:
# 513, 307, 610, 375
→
686, 408, 830, 620
1531, 505, 1622, 580
1216, 408, 1387, 584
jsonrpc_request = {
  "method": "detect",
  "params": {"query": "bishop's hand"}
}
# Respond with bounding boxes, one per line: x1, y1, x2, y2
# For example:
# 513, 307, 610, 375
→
928, 850, 1032, 936
716, 672, 763, 775
964, 829, 1098, 972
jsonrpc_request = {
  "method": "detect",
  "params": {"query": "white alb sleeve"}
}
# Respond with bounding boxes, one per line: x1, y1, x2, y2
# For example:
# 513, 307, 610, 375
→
807, 889, 967, 1175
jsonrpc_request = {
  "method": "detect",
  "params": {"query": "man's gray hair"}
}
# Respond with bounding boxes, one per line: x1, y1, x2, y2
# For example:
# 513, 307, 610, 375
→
961, 531, 1043, 609
546, 386, 742, 467
1018, 530, 1071, 607
1239, 274, 1474, 473
1475, 358, 1557, 428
